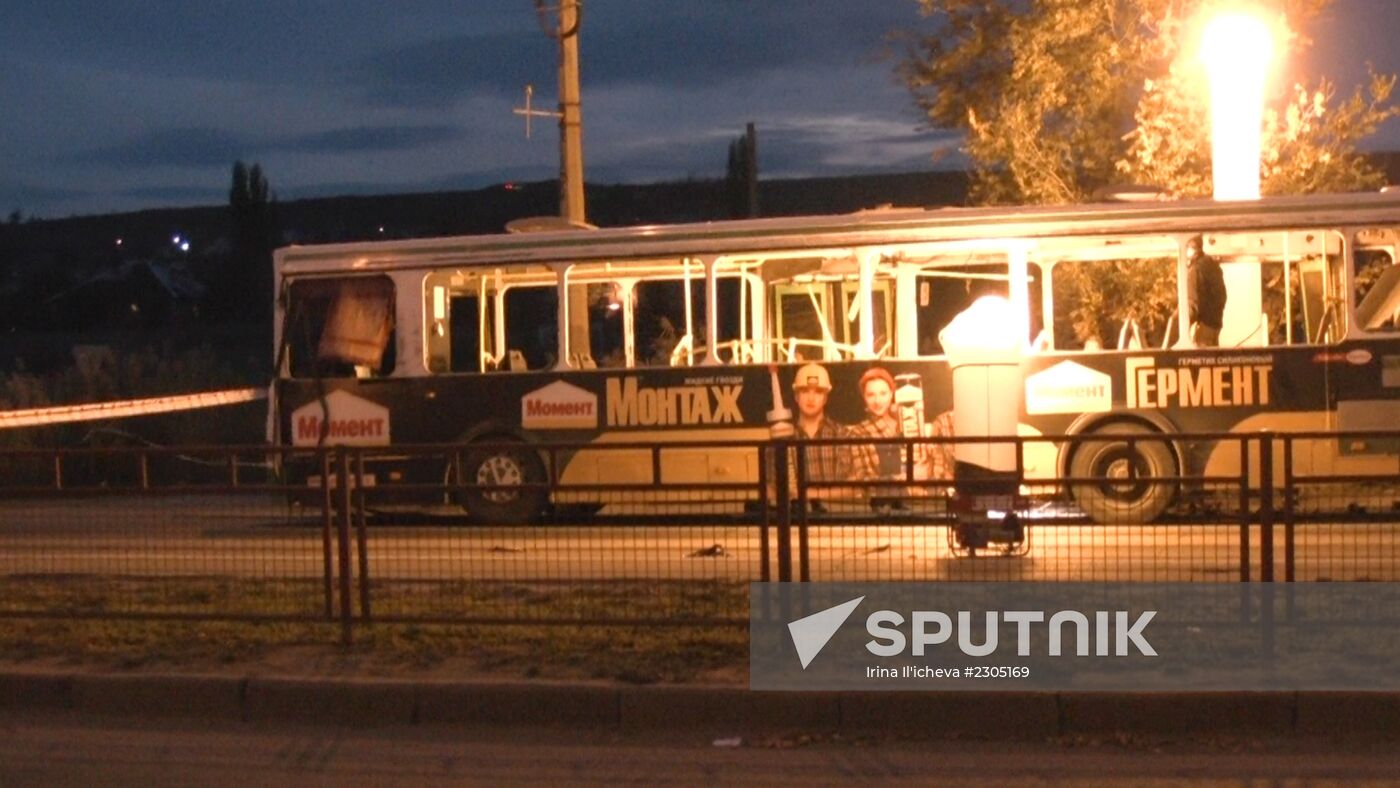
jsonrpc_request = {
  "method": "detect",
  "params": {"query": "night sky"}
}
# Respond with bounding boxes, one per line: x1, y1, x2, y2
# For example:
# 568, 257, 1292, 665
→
2, 1, 1398, 219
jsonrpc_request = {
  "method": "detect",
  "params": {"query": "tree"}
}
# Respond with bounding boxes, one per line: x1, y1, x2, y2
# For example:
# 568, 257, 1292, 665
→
1123, 63, 1398, 197
0, 209, 23, 302
725, 124, 758, 218
902, 0, 1397, 204
902, 0, 1398, 344
217, 160, 281, 328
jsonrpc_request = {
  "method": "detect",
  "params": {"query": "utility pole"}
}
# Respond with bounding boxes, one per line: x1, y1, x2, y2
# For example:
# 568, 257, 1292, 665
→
529, 0, 590, 362
557, 0, 585, 224
520, 0, 596, 361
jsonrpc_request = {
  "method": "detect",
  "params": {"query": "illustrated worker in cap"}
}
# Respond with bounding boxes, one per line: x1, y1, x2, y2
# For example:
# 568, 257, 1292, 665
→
791, 362, 850, 485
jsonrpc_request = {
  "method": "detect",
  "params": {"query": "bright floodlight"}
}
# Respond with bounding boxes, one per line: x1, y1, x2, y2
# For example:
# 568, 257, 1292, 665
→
1201, 12, 1274, 200
939, 296, 1024, 473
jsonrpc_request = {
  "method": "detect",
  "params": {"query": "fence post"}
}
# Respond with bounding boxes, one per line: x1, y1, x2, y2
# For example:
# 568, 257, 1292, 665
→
336, 450, 354, 645
775, 440, 792, 582
1282, 435, 1295, 583
320, 450, 334, 620
796, 443, 810, 583
1259, 433, 1275, 583
757, 444, 770, 582
354, 449, 371, 621
1238, 435, 1251, 583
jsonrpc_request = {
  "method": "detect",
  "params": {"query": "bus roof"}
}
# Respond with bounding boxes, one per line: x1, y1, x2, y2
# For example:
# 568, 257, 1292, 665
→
275, 190, 1400, 277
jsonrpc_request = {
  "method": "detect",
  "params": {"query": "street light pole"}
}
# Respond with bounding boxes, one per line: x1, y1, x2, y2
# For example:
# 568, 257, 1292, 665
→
557, 0, 585, 224
529, 0, 590, 362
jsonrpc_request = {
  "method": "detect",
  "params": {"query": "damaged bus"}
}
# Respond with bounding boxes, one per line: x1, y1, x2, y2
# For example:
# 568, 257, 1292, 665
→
269, 190, 1400, 523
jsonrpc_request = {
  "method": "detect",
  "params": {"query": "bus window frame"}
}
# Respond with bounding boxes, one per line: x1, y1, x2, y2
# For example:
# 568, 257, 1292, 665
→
772, 281, 838, 362
631, 263, 757, 369
425, 259, 770, 373
902, 241, 1029, 357
1026, 235, 1182, 352
282, 273, 398, 380
1349, 226, 1400, 337
838, 278, 894, 357
688, 263, 765, 366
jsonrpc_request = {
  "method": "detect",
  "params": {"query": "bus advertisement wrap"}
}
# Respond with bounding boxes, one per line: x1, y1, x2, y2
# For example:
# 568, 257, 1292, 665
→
270, 190, 1400, 523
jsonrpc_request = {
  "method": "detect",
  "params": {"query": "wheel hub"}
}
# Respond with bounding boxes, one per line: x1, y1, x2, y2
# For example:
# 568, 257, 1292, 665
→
1106, 458, 1132, 480
476, 454, 524, 503
1100, 452, 1144, 498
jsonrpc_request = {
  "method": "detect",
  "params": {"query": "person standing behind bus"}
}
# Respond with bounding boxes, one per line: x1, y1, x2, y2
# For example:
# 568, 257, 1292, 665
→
1186, 235, 1226, 347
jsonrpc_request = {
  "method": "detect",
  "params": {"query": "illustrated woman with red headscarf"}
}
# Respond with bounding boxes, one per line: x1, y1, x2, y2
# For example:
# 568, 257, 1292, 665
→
849, 367, 901, 482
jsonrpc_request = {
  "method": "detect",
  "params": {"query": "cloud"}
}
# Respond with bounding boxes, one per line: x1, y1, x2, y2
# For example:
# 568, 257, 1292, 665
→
0, 181, 92, 207
757, 117, 961, 175
73, 128, 249, 168
0, 3, 480, 90
352, 31, 553, 105
2, 1, 922, 104
572, 120, 959, 186
276, 125, 462, 154
114, 185, 226, 202
349, 1, 921, 106
0, 2, 956, 218
70, 125, 462, 168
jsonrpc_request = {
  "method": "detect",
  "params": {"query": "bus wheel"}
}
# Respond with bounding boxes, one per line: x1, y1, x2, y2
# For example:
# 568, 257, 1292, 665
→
1068, 423, 1176, 524
460, 440, 546, 524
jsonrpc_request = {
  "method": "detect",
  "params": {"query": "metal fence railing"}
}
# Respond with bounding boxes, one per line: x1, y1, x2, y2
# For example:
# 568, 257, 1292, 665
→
0, 445, 330, 624
0, 430, 1397, 635
1280, 431, 1400, 582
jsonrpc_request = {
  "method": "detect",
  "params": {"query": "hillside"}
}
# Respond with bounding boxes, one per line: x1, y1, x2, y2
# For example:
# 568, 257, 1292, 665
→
0, 171, 968, 373
0, 170, 969, 269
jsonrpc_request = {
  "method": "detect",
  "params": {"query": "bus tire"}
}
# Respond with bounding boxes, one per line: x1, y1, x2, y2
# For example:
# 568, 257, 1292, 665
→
459, 439, 546, 524
1068, 423, 1176, 524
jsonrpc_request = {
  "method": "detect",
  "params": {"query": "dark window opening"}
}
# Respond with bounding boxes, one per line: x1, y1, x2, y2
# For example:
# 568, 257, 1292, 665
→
505, 287, 558, 370
286, 277, 395, 378
449, 295, 482, 372
916, 265, 1009, 355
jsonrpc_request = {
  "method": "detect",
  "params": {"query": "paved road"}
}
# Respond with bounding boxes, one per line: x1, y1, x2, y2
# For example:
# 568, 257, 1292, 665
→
0, 495, 1395, 582
4, 709, 1400, 787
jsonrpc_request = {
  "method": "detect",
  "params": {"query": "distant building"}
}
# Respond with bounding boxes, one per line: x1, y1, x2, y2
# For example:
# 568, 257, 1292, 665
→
30, 259, 205, 331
